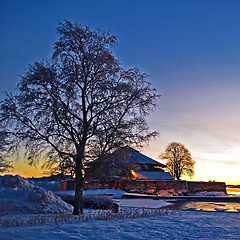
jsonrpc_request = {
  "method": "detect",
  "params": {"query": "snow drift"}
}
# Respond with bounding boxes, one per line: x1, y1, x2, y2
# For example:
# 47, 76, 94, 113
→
0, 175, 73, 214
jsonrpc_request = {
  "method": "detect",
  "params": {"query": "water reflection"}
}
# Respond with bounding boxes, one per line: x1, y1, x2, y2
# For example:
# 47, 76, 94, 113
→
227, 187, 240, 196
165, 200, 240, 212
163, 187, 240, 212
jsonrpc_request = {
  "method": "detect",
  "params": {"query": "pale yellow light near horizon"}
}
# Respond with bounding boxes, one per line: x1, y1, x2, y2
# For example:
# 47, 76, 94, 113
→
143, 144, 240, 185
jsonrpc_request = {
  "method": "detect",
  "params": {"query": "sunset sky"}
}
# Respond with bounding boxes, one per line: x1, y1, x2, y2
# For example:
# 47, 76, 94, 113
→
1, 0, 240, 184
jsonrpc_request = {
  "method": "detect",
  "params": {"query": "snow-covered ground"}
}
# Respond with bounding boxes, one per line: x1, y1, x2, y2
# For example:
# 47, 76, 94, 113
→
1, 175, 240, 239
117, 198, 171, 208
56, 189, 126, 200
0, 175, 72, 214
1, 211, 240, 240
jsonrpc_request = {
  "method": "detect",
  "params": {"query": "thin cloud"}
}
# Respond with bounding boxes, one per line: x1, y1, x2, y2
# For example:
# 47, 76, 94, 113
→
196, 157, 240, 166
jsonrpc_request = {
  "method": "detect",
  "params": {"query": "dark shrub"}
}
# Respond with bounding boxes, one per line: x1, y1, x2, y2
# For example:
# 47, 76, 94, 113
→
83, 195, 116, 209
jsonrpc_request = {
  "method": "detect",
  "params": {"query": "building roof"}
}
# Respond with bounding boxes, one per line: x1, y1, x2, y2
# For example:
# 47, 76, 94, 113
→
137, 171, 173, 180
115, 146, 166, 168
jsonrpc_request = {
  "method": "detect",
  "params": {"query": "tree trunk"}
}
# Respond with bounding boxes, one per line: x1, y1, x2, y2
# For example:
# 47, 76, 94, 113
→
73, 153, 84, 215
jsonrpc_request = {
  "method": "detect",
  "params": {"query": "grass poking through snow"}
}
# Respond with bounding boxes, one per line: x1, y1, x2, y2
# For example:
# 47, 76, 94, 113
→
0, 208, 178, 227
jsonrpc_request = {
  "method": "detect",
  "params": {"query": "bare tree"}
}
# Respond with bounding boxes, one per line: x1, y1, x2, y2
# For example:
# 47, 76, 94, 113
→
159, 142, 195, 180
0, 20, 159, 215
85, 146, 140, 182
0, 155, 11, 173
0, 131, 13, 173
42, 155, 75, 179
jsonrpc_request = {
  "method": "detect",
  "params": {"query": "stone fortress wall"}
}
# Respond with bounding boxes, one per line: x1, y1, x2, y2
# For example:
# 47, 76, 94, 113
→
61, 179, 226, 195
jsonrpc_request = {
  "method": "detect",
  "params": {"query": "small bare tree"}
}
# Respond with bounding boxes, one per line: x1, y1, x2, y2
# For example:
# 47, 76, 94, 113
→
159, 142, 195, 180
0, 20, 160, 215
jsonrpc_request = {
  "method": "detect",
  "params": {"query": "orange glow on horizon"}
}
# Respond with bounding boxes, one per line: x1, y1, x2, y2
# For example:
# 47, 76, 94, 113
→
4, 159, 45, 178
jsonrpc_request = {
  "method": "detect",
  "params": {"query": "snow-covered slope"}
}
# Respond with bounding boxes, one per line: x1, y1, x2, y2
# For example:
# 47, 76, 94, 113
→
0, 175, 73, 214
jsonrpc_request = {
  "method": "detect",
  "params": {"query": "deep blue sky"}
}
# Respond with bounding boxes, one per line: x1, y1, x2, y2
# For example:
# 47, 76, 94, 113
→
1, 0, 240, 183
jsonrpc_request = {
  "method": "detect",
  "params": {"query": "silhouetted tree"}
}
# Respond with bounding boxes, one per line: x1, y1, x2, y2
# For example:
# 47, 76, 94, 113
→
0, 20, 159, 215
0, 131, 12, 173
85, 146, 140, 182
0, 156, 11, 173
42, 155, 75, 179
159, 142, 195, 180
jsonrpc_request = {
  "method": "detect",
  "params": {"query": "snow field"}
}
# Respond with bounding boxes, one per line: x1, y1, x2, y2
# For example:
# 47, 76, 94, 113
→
1, 211, 240, 240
